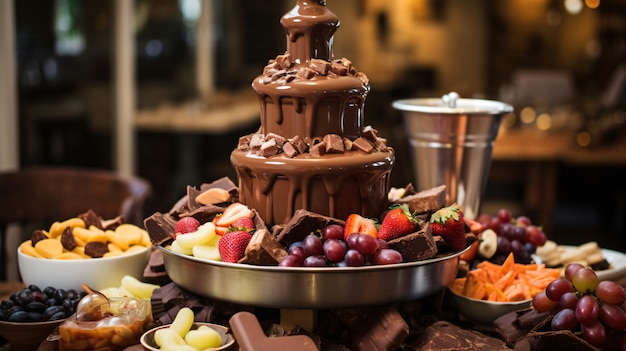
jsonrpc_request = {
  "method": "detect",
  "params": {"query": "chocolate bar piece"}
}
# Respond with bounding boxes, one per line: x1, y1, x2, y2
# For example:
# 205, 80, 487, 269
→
387, 224, 438, 262
239, 229, 288, 265
229, 311, 319, 351
351, 306, 409, 351
493, 308, 550, 347
276, 209, 345, 247
413, 321, 508, 350
396, 185, 447, 214
144, 211, 177, 246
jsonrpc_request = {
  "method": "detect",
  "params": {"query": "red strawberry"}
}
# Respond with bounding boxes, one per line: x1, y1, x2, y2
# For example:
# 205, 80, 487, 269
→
174, 217, 200, 238
218, 230, 252, 263
377, 204, 420, 241
343, 214, 378, 241
429, 205, 467, 252
231, 217, 255, 232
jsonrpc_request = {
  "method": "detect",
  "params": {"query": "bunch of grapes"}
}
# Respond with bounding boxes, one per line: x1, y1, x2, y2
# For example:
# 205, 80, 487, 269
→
478, 208, 547, 264
278, 224, 403, 267
532, 263, 626, 348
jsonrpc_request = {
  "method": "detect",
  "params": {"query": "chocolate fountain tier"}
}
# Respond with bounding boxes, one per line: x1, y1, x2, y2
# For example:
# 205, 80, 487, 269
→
159, 245, 467, 309
231, 148, 394, 227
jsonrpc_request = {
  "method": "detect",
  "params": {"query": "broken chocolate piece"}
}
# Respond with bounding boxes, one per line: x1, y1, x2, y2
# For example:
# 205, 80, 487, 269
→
261, 138, 280, 157
282, 141, 299, 158
396, 185, 447, 214
144, 212, 177, 246
290, 135, 308, 154
309, 141, 326, 157
239, 228, 288, 265
351, 306, 409, 351
84, 241, 108, 258
387, 223, 438, 262
78, 209, 103, 229
276, 209, 345, 247
230, 311, 319, 351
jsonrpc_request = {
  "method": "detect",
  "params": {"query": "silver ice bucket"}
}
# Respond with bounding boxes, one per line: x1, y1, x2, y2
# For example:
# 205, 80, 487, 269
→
392, 92, 513, 219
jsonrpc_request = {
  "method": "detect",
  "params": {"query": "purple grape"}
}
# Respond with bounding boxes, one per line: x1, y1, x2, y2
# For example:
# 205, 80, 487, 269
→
288, 245, 306, 260
344, 249, 365, 267
599, 303, 626, 330
499, 223, 515, 240
374, 249, 403, 265
551, 308, 578, 330
303, 234, 323, 256
545, 278, 573, 302
322, 224, 344, 241
346, 233, 359, 249
496, 236, 511, 254
560, 292, 579, 310
510, 240, 525, 260
323, 239, 347, 262
581, 320, 607, 346
303, 255, 327, 267
512, 226, 526, 242
377, 239, 389, 250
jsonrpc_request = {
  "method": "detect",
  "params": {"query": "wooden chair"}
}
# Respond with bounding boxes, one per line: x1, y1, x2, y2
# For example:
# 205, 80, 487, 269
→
0, 167, 152, 281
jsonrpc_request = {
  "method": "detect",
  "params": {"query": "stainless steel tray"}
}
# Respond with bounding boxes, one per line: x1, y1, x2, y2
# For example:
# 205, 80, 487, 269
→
160, 245, 466, 309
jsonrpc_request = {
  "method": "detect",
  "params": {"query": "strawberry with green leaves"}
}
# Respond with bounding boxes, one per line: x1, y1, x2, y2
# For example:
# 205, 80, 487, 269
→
378, 204, 420, 241
429, 204, 467, 252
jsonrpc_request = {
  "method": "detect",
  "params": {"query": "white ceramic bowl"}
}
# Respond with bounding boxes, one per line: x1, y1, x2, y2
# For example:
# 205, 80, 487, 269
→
140, 323, 235, 351
17, 245, 151, 291
447, 288, 532, 325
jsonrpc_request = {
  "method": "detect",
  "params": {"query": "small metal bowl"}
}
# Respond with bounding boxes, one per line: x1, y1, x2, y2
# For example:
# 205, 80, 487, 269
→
140, 323, 235, 351
160, 245, 467, 309
447, 287, 532, 325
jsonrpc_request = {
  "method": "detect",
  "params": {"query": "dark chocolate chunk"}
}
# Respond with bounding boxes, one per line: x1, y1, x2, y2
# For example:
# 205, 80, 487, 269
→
309, 58, 331, 75
387, 223, 438, 262
60, 226, 77, 251
84, 241, 108, 258
144, 212, 177, 246
238, 229, 288, 266
265, 133, 287, 148
297, 67, 316, 79
343, 137, 353, 151
351, 306, 409, 351
361, 125, 379, 143
31, 230, 48, 246
261, 138, 280, 157
396, 185, 447, 214
331, 61, 349, 76
323, 134, 345, 154
275, 53, 293, 69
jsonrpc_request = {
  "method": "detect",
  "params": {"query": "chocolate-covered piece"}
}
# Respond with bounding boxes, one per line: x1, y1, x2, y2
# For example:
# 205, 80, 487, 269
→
239, 229, 288, 266
396, 185, 447, 214
229, 311, 319, 351
31, 229, 48, 246
387, 223, 437, 262
78, 209, 103, 229
276, 209, 345, 247
413, 321, 508, 350
84, 241, 108, 258
324, 134, 345, 153
60, 226, 77, 251
352, 137, 374, 154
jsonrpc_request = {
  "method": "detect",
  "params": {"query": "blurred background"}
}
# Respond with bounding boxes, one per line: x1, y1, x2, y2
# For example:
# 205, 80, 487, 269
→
2, 0, 626, 249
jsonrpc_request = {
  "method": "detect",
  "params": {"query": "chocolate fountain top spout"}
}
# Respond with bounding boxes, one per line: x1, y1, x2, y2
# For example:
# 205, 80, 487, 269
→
280, 0, 339, 63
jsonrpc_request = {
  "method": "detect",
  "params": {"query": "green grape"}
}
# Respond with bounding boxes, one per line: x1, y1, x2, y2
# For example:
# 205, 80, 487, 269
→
571, 268, 599, 294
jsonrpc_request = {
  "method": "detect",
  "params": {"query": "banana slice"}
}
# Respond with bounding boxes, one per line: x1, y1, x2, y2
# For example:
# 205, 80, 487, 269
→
478, 229, 498, 259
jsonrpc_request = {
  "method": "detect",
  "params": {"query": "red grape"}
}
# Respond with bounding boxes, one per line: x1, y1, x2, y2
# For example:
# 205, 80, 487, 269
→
596, 280, 626, 305
560, 292, 579, 310
497, 208, 512, 223
524, 225, 547, 246
374, 249, 403, 265
346, 233, 359, 249
355, 234, 379, 255
532, 291, 560, 312
322, 224, 344, 241
323, 239, 346, 262
599, 303, 626, 330
515, 215, 532, 227
545, 278, 574, 301
581, 320, 607, 346
344, 249, 364, 267
496, 236, 511, 254
279, 254, 302, 267
551, 308, 578, 331
576, 294, 600, 326
564, 263, 585, 281
303, 255, 327, 267
303, 234, 323, 256
288, 245, 306, 260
